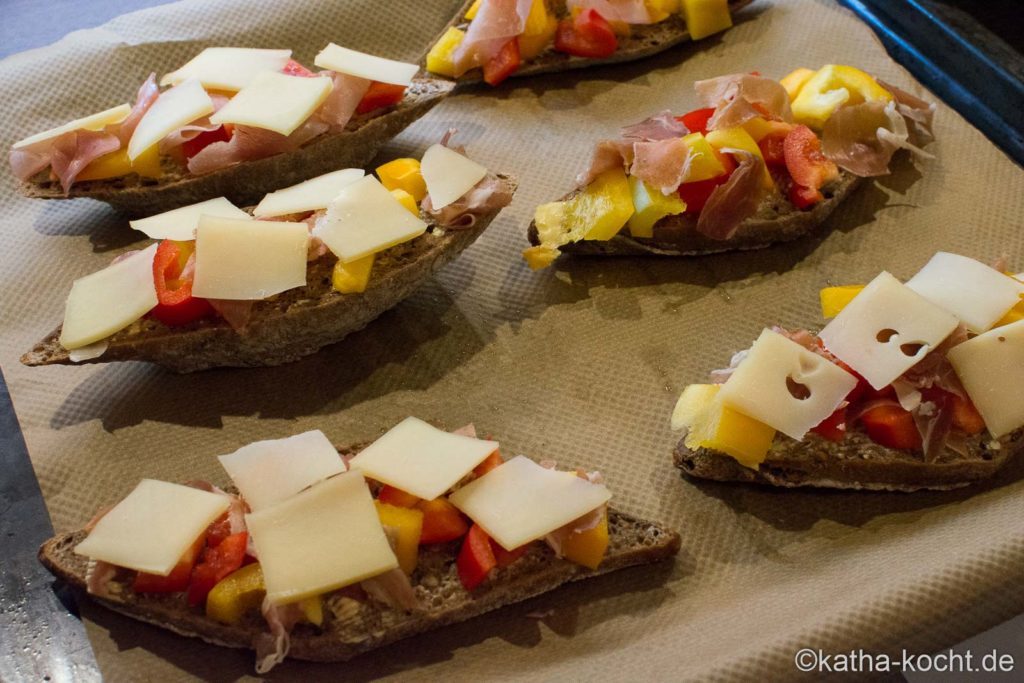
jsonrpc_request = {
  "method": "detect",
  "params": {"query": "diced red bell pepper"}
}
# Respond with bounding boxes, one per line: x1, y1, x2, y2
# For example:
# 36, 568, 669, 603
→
757, 131, 788, 168
457, 523, 497, 591
180, 124, 232, 161
859, 404, 922, 450
783, 125, 837, 190
187, 531, 248, 607
204, 512, 233, 549
472, 450, 504, 478
811, 406, 847, 442
132, 533, 204, 594
281, 59, 315, 77
677, 107, 716, 136
787, 182, 823, 209
483, 39, 521, 86
554, 8, 618, 59
149, 240, 214, 327
417, 498, 469, 544
950, 394, 986, 435
355, 82, 407, 115
378, 484, 421, 508
491, 539, 530, 568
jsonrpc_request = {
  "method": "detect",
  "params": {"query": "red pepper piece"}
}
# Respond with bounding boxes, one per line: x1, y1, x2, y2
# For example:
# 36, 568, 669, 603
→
281, 59, 315, 77
860, 404, 923, 450
457, 523, 497, 591
950, 394, 986, 435
149, 240, 214, 327
676, 108, 716, 135
378, 484, 421, 508
554, 9, 618, 59
787, 182, 823, 209
483, 39, 521, 86
132, 533, 204, 594
783, 124, 837, 191
757, 131, 788, 168
810, 406, 847, 442
491, 539, 530, 568
187, 531, 249, 607
180, 124, 232, 161
472, 450, 504, 478
355, 82, 407, 115
204, 512, 233, 549
417, 498, 469, 544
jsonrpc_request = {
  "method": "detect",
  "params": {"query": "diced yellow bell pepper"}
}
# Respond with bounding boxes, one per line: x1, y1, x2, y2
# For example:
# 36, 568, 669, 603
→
206, 563, 266, 625
465, 0, 482, 20
298, 595, 323, 626
741, 117, 794, 142
681, 132, 727, 181
522, 244, 560, 271
376, 158, 427, 202
391, 188, 420, 216
681, 0, 732, 40
646, 0, 680, 22
561, 511, 609, 570
517, 0, 558, 60
791, 64, 893, 129
375, 501, 424, 575
77, 144, 162, 181
819, 285, 864, 319
994, 287, 1024, 327
426, 27, 466, 78
576, 167, 635, 240
332, 254, 375, 294
627, 175, 686, 238
705, 127, 773, 188
780, 67, 816, 102
675, 384, 775, 469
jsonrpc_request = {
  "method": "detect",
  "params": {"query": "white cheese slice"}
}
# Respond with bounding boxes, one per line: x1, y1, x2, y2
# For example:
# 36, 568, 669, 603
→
819, 271, 960, 390
74, 479, 228, 575
160, 47, 292, 93
246, 471, 398, 605
129, 197, 252, 241
348, 417, 498, 500
420, 143, 488, 210
948, 320, 1024, 438
210, 71, 332, 137
13, 103, 131, 149
313, 175, 427, 263
60, 244, 159, 350
218, 430, 345, 511
905, 252, 1023, 333
191, 216, 308, 300
449, 456, 612, 551
68, 340, 109, 363
313, 43, 418, 86
253, 169, 365, 218
716, 329, 858, 440
128, 78, 214, 160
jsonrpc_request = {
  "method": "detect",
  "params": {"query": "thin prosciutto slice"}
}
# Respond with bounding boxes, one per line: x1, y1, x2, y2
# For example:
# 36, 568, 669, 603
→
159, 93, 231, 152
567, 0, 655, 24
696, 74, 794, 130
575, 139, 634, 187
621, 110, 688, 141
695, 151, 768, 240
186, 121, 325, 176
49, 130, 122, 193
821, 99, 930, 177
315, 71, 372, 131
422, 173, 514, 228
630, 137, 696, 195
451, 0, 533, 78
113, 73, 160, 144
877, 78, 936, 144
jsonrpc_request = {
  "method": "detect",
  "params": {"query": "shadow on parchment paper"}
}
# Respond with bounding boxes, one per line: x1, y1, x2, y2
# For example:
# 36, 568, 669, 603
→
31, 198, 148, 253
49, 281, 490, 431
78, 557, 685, 681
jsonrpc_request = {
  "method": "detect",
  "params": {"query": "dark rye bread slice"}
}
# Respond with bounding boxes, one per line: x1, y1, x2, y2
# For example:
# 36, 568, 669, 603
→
39, 510, 680, 663
674, 427, 1024, 492
21, 175, 516, 373
431, 0, 754, 85
21, 75, 453, 217
528, 171, 861, 256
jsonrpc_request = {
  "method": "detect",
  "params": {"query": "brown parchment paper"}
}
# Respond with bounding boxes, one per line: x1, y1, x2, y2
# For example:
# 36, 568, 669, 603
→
2, 0, 1023, 680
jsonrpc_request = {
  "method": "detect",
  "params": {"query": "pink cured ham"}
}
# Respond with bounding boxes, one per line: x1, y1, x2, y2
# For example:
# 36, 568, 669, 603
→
159, 93, 230, 153
543, 469, 606, 557
207, 299, 256, 332
821, 99, 929, 177
877, 78, 936, 143
695, 151, 768, 240
185, 120, 326, 176
629, 137, 695, 195
360, 568, 420, 612
422, 173, 514, 228
451, 0, 533, 78
696, 74, 794, 130
114, 73, 159, 144
567, 0, 655, 24
256, 598, 305, 674
315, 71, 372, 131
575, 139, 634, 187
50, 130, 122, 193
621, 110, 688, 141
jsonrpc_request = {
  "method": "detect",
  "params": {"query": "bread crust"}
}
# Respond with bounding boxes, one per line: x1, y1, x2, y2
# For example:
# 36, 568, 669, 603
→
20, 75, 454, 217
21, 175, 516, 372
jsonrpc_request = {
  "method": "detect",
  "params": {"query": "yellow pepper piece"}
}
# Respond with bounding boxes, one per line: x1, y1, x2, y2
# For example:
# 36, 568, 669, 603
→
375, 501, 424, 575
681, 132, 726, 181
791, 64, 893, 129
819, 285, 864, 319
391, 188, 419, 216
576, 167, 635, 240
298, 595, 323, 626
561, 512, 609, 570
675, 384, 775, 469
376, 158, 427, 202
518, 0, 559, 60
681, 0, 732, 40
332, 254, 375, 294
741, 117, 794, 143
206, 563, 266, 625
426, 27, 466, 78
627, 175, 686, 238
522, 244, 560, 271
780, 67, 816, 101
76, 145, 161, 181
646, 0, 680, 22
465, 0, 482, 20
705, 127, 773, 188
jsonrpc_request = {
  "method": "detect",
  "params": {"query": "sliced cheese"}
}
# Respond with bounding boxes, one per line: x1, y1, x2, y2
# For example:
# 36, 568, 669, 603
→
210, 71, 332, 137
449, 456, 612, 551
68, 340, 109, 363
253, 168, 364, 218
160, 47, 292, 93
129, 197, 252, 241
348, 417, 498, 500
128, 78, 214, 160
60, 244, 159, 350
74, 479, 228, 575
245, 471, 398, 605
717, 329, 857, 440
905, 252, 1024, 333
13, 104, 131, 149
947, 319, 1024, 438
218, 430, 345, 511
191, 216, 308, 300
314, 175, 427, 263
314, 43, 418, 86
818, 271, 960, 389
420, 143, 487, 210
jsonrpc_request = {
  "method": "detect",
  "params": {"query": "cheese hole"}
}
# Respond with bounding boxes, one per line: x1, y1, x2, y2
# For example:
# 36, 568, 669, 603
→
900, 342, 926, 357
876, 328, 898, 343
786, 376, 811, 400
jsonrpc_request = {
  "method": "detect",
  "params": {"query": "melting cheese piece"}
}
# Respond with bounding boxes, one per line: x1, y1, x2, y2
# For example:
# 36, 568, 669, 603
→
191, 216, 308, 300
246, 471, 398, 605
60, 244, 159, 350
905, 252, 1024, 333
13, 104, 131, 149
420, 143, 487, 210
348, 417, 499, 500
128, 78, 214, 160
253, 169, 364, 218
314, 43, 418, 86
75, 479, 229, 575
948, 320, 1024, 438
160, 47, 292, 93
314, 175, 427, 263
717, 329, 858, 440
218, 431, 346, 511
211, 71, 333, 137
129, 197, 252, 240
449, 456, 611, 551
819, 271, 960, 390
